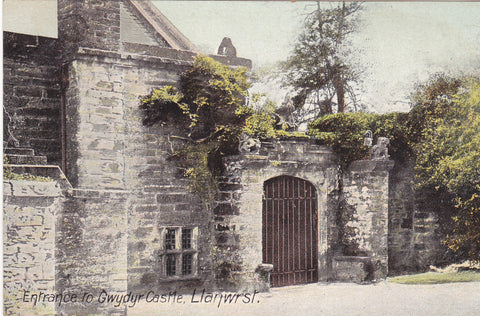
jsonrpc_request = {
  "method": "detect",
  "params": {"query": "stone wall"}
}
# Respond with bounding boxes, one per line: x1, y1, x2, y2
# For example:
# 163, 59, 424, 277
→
388, 161, 416, 273
56, 189, 128, 315
341, 160, 393, 280
3, 0, 452, 305
52, 0, 253, 297
63, 51, 189, 189
388, 161, 449, 274
214, 140, 340, 289
412, 187, 452, 268
3, 32, 62, 165
58, 0, 121, 54
3, 180, 63, 315
62, 49, 219, 294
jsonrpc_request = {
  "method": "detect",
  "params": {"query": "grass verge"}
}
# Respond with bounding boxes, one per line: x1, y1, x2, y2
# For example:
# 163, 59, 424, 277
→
388, 271, 480, 284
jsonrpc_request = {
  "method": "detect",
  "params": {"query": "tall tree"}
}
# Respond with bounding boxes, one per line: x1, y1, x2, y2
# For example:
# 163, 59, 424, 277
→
285, 2, 362, 116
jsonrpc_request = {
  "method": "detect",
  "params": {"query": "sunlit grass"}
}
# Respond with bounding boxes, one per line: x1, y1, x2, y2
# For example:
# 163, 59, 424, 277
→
388, 271, 480, 284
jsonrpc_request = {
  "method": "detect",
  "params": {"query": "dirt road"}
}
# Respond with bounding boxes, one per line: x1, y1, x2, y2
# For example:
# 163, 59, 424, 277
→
127, 281, 480, 316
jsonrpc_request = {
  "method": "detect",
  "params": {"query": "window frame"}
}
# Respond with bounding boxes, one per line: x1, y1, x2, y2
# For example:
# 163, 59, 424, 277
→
159, 226, 198, 278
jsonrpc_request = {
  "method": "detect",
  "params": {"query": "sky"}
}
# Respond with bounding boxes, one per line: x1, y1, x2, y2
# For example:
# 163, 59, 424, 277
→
3, 1, 480, 113
3, 0, 58, 38
155, 1, 480, 113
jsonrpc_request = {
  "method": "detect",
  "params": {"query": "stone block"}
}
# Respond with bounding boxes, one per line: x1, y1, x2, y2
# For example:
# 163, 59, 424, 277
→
156, 193, 189, 204
333, 256, 371, 282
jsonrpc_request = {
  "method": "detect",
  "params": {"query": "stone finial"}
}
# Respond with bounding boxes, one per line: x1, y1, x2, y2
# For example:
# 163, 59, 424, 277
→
364, 130, 373, 148
217, 37, 237, 57
370, 137, 390, 160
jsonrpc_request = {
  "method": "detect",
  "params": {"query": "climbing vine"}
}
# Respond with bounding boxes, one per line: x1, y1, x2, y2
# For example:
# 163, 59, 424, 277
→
140, 55, 252, 203
141, 55, 304, 202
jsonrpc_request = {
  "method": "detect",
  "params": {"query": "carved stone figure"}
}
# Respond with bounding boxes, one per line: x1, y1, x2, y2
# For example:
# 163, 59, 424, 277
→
239, 135, 260, 154
217, 37, 237, 57
370, 137, 390, 160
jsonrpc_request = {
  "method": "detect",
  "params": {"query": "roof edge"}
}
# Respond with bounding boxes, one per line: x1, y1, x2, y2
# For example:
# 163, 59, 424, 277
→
127, 0, 197, 52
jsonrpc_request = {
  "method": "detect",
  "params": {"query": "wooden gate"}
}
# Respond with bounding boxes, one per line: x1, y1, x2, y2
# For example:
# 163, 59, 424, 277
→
263, 176, 318, 287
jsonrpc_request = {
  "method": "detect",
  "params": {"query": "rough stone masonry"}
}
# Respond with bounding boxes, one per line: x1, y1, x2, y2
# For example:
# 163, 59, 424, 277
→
3, 0, 445, 315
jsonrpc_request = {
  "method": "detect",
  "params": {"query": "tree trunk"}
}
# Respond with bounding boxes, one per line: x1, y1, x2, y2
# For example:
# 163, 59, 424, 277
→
333, 72, 345, 113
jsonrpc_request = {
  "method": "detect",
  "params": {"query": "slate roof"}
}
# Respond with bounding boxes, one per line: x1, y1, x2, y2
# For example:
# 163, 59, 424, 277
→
122, 0, 197, 52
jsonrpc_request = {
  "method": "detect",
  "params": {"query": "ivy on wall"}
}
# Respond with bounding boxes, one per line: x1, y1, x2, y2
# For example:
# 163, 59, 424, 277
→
308, 74, 480, 262
140, 55, 304, 201
307, 112, 411, 167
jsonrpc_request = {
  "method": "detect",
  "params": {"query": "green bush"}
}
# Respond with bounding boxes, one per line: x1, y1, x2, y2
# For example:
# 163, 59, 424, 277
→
308, 74, 480, 262
307, 112, 411, 167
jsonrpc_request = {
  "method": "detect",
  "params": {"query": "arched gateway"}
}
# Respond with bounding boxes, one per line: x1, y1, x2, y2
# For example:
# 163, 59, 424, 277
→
263, 176, 318, 287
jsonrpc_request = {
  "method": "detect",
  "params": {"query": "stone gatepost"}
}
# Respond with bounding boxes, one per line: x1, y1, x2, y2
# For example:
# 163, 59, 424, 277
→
340, 159, 394, 281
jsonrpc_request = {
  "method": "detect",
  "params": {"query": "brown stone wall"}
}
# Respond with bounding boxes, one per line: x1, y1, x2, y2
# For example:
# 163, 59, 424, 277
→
3, 32, 62, 165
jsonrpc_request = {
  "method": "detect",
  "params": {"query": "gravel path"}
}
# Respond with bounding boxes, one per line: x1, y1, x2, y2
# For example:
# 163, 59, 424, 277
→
128, 281, 480, 316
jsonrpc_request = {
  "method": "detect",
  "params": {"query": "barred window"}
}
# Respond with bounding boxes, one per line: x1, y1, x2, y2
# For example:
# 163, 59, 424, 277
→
165, 229, 176, 250
182, 253, 193, 275
182, 228, 192, 249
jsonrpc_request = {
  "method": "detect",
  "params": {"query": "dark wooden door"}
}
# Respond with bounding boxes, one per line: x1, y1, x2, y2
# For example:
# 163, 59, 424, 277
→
263, 176, 318, 287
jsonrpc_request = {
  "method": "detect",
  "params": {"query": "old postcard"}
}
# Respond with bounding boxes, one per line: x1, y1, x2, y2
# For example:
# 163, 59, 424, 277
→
3, 1, 480, 315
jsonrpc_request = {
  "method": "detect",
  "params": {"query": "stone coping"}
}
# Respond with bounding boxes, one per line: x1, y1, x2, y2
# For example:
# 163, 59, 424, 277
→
76, 44, 252, 69
348, 159, 395, 172
5, 164, 72, 194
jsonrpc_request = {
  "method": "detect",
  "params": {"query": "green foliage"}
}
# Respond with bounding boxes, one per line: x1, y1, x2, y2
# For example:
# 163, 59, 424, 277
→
141, 55, 308, 204
371, 112, 412, 161
243, 112, 278, 139
3, 155, 51, 182
413, 78, 480, 260
243, 97, 301, 140
308, 74, 480, 261
140, 55, 251, 141
140, 55, 252, 203
408, 74, 462, 147
389, 271, 480, 284
308, 112, 373, 166
308, 112, 411, 167
176, 142, 219, 202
